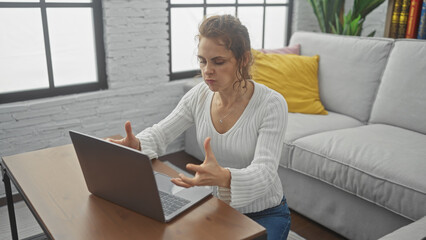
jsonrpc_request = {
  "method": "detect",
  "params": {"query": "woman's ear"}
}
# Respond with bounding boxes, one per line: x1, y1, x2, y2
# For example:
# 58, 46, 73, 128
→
242, 50, 251, 67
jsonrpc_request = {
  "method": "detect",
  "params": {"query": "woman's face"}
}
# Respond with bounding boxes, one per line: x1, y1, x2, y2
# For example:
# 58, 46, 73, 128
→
197, 37, 238, 93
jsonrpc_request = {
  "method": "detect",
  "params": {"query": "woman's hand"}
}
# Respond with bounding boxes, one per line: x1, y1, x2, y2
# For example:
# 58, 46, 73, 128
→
107, 121, 141, 151
171, 137, 231, 188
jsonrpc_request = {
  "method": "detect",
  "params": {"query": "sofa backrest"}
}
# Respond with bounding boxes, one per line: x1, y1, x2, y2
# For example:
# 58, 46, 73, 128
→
369, 39, 426, 135
289, 32, 393, 123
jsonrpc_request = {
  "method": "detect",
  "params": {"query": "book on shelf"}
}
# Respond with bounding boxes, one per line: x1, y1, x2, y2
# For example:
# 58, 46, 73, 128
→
390, 0, 404, 38
418, 0, 426, 39
406, 0, 423, 38
397, 0, 411, 38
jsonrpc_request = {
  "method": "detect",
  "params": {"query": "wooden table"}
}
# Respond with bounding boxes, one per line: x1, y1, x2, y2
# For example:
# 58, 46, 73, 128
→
1, 144, 266, 240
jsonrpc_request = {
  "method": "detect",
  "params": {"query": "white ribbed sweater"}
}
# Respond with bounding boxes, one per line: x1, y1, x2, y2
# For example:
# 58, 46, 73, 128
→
136, 81, 288, 214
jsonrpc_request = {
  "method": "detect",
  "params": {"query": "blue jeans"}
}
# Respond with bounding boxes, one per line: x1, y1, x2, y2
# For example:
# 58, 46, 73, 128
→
245, 198, 291, 240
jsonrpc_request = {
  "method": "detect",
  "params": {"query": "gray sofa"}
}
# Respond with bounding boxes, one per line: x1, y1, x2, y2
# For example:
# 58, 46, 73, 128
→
183, 32, 426, 240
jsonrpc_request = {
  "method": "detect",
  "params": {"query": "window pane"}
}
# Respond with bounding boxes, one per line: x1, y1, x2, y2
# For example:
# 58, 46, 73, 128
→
171, 0, 202, 4
206, 7, 235, 16
264, 6, 287, 48
238, 7, 263, 49
46, 0, 91, 2
47, 8, 97, 87
238, 0, 263, 3
0, 8, 49, 94
206, 0, 236, 3
171, 8, 203, 72
266, 0, 289, 3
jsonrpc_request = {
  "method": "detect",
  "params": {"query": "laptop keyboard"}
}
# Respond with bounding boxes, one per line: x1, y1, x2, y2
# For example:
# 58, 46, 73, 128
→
159, 191, 190, 216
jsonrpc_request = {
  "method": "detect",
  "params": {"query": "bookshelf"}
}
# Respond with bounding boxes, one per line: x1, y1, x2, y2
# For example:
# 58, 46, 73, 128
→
384, 0, 426, 39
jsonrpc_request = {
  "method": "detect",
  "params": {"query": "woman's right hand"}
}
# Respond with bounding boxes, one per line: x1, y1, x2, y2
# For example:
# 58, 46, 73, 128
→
107, 121, 141, 150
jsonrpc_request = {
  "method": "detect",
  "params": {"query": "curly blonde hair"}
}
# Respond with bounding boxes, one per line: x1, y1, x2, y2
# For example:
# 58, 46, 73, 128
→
198, 15, 253, 89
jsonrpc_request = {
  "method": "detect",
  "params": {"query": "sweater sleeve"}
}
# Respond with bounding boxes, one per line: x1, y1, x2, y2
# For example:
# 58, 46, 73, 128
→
219, 92, 288, 208
135, 84, 200, 159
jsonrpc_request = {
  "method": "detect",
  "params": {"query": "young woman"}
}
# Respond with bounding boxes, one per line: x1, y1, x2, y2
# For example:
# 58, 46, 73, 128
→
109, 15, 290, 239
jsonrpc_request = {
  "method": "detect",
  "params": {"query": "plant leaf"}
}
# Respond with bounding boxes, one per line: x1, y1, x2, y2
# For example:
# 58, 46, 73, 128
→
307, 0, 383, 36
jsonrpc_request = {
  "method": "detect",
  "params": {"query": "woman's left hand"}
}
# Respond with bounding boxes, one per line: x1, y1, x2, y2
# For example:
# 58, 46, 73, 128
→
171, 137, 231, 188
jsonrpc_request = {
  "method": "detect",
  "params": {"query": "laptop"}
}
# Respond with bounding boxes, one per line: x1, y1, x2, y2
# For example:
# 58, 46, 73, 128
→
69, 130, 212, 222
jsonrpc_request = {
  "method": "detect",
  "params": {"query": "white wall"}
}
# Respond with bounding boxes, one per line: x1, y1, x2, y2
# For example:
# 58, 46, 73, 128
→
0, 0, 187, 197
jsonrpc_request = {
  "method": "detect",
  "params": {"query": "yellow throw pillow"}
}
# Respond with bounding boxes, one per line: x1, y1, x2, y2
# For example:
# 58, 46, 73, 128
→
251, 49, 328, 115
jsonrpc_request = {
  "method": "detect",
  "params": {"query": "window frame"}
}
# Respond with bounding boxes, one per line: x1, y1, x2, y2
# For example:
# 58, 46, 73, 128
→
0, 0, 107, 104
168, 0, 294, 81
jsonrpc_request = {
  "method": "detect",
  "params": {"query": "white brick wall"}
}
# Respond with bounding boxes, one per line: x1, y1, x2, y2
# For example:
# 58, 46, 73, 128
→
0, 0, 391, 198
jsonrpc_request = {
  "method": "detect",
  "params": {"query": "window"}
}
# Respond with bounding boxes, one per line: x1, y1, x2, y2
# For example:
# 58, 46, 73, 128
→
168, 0, 293, 80
0, 0, 106, 104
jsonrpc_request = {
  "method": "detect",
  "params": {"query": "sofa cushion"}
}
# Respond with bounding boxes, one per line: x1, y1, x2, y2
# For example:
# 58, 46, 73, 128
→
257, 44, 300, 55
369, 39, 426, 135
285, 111, 363, 143
291, 124, 426, 220
251, 50, 327, 114
279, 111, 363, 167
289, 32, 393, 123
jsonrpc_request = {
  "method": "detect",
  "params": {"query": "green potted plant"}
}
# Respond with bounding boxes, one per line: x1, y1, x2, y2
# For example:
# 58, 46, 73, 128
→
307, 0, 385, 36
